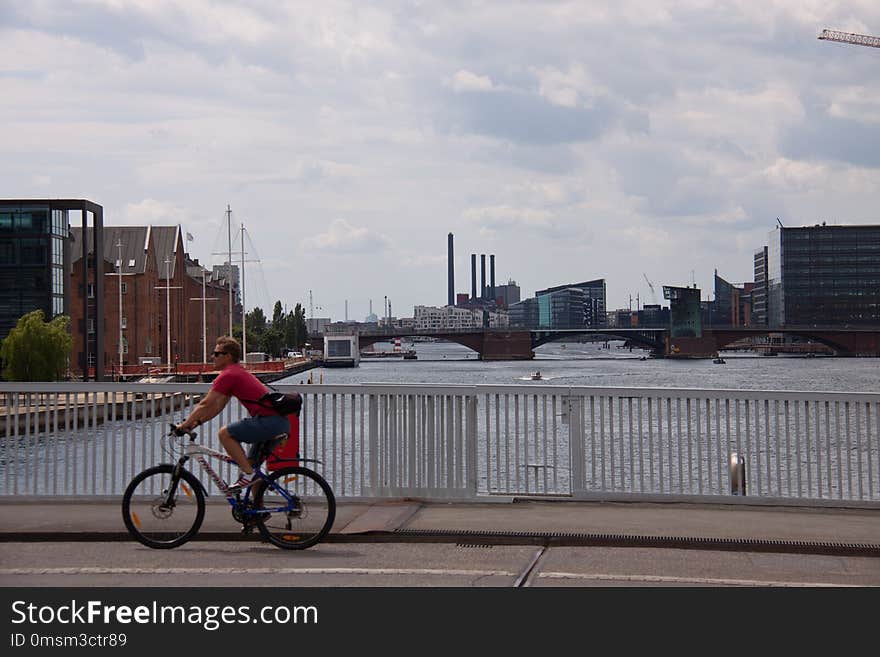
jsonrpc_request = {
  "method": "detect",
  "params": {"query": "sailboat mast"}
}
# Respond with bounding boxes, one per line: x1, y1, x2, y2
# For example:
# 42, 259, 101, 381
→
226, 204, 233, 338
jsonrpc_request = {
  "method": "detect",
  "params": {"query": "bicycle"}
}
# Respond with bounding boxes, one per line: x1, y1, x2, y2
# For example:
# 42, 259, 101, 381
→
121, 424, 336, 550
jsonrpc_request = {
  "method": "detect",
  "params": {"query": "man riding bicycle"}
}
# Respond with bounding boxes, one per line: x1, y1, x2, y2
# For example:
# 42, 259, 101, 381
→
175, 336, 289, 490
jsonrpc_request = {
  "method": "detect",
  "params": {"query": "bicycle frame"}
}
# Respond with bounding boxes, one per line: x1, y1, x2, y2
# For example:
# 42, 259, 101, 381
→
171, 439, 295, 515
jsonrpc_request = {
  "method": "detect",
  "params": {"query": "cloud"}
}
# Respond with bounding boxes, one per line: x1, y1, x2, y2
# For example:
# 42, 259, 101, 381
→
448, 69, 494, 93
762, 158, 829, 192
300, 219, 392, 255
781, 104, 880, 168
121, 199, 191, 225
462, 205, 579, 240
451, 88, 619, 144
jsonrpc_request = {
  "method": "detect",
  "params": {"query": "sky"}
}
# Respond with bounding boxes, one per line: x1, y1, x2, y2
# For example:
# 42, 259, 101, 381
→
2, 1, 879, 321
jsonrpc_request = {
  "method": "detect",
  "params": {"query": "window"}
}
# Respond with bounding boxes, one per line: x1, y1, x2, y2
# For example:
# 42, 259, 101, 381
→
87, 283, 95, 298
51, 210, 67, 236
20, 238, 47, 265
121, 282, 128, 294
88, 319, 95, 334
0, 240, 14, 265
128, 259, 136, 267
121, 316, 127, 329
51, 236, 63, 265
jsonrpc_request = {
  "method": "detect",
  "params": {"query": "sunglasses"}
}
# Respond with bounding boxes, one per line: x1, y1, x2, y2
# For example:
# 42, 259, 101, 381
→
212, 351, 228, 357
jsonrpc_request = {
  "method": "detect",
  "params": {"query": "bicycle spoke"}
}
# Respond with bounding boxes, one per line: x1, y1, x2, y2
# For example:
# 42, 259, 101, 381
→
253, 467, 335, 549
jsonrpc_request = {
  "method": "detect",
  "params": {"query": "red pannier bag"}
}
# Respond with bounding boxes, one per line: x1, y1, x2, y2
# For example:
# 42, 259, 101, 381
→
267, 414, 300, 471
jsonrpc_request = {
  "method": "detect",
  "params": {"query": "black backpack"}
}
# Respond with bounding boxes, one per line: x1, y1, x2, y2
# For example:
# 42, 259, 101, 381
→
243, 388, 302, 416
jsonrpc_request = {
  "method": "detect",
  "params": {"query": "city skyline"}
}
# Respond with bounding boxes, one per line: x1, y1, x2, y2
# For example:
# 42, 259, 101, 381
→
1, 2, 878, 320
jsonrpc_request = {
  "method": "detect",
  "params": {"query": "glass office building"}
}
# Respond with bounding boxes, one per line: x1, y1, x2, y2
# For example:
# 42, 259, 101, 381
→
752, 247, 768, 327
536, 287, 585, 329
508, 297, 538, 327
0, 205, 70, 339
766, 225, 880, 327
535, 279, 607, 328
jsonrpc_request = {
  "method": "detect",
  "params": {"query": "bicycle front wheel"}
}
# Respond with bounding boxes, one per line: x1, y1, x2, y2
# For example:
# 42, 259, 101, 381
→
252, 467, 336, 550
121, 464, 205, 549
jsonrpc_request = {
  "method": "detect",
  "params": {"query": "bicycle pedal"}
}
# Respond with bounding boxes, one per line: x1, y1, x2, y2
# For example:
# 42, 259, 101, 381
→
241, 525, 255, 535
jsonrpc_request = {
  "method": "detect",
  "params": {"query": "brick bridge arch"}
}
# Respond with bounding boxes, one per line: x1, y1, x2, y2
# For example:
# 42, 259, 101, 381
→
531, 330, 666, 353
709, 329, 850, 354
672, 328, 880, 357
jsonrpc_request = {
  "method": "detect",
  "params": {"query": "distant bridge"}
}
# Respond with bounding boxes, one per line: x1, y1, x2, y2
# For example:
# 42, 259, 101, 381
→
669, 327, 880, 359
312, 326, 880, 360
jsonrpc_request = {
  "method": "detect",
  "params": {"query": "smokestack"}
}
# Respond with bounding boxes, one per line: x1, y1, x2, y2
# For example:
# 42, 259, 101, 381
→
447, 233, 454, 307
471, 254, 477, 301
490, 254, 495, 303
480, 254, 486, 299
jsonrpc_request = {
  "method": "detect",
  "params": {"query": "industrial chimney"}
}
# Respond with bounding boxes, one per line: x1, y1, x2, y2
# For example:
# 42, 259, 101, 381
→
480, 254, 487, 299
490, 254, 495, 303
470, 254, 477, 301
447, 233, 454, 307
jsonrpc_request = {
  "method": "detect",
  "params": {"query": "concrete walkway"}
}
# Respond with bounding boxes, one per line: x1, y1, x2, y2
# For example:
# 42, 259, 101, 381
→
2, 498, 878, 553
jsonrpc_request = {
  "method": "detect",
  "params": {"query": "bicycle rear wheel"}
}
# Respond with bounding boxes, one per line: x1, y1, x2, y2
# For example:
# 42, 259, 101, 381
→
121, 464, 205, 549
252, 467, 336, 550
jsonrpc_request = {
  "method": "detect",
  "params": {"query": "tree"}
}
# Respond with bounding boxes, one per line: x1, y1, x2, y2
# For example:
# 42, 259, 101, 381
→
263, 327, 284, 357
272, 301, 284, 327
0, 310, 73, 381
247, 306, 267, 335
292, 303, 308, 349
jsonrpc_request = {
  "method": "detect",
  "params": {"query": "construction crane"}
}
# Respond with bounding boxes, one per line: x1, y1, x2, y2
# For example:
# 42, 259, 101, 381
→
643, 273, 657, 304
818, 29, 880, 49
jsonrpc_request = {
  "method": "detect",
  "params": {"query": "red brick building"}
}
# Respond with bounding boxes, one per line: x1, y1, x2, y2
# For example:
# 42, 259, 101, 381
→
70, 225, 234, 375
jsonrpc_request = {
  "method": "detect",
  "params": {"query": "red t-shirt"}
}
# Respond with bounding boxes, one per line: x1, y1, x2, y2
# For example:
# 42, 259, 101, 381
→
211, 363, 275, 417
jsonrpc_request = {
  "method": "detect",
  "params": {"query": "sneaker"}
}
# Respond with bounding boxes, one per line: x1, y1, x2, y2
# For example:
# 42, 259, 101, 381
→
227, 473, 257, 492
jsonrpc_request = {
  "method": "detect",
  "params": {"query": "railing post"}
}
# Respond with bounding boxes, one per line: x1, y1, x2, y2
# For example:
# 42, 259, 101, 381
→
568, 394, 585, 494
466, 393, 478, 497
368, 394, 379, 494
730, 452, 747, 495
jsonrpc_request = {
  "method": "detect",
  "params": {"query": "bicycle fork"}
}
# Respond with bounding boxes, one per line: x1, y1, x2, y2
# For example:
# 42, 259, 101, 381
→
162, 456, 190, 508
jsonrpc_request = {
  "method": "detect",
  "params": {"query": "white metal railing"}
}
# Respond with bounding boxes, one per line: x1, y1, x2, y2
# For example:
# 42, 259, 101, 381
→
1, 383, 878, 505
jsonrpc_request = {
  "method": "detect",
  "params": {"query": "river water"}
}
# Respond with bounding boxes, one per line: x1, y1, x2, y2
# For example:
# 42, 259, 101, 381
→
278, 340, 879, 393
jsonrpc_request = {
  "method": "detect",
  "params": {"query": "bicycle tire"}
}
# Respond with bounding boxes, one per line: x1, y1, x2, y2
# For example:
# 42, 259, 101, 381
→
121, 464, 205, 549
252, 466, 336, 550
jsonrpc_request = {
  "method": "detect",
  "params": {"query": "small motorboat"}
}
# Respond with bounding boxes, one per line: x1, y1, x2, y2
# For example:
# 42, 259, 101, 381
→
531, 371, 543, 380
713, 356, 726, 364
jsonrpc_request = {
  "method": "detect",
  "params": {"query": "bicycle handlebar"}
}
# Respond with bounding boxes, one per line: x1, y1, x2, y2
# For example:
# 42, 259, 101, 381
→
169, 423, 197, 440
